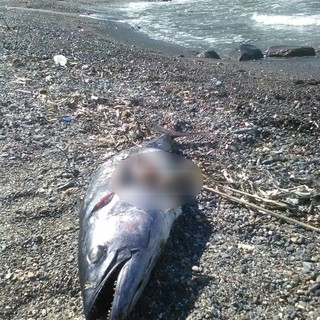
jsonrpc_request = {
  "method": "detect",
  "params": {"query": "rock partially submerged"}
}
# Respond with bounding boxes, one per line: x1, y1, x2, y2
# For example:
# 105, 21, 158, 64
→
230, 44, 264, 61
198, 49, 221, 59
203, 44, 316, 62
266, 45, 316, 58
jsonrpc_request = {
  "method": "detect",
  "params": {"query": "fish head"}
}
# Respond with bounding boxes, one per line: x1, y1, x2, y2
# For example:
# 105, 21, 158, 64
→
78, 194, 180, 320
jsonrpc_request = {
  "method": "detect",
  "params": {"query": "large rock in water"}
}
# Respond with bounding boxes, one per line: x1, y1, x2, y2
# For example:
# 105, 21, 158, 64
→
266, 45, 316, 58
197, 49, 221, 59
230, 44, 264, 61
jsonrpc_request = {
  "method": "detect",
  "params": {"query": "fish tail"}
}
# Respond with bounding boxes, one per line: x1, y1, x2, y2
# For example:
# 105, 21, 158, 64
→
146, 124, 207, 151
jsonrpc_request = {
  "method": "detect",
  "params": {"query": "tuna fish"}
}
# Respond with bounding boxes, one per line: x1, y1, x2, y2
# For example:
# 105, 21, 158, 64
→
78, 126, 203, 320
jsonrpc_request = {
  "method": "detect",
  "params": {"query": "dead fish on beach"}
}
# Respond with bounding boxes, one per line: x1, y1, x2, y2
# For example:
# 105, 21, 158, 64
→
78, 125, 203, 320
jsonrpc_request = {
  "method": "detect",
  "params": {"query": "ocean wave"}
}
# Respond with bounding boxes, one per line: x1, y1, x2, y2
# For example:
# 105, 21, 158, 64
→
252, 13, 320, 26
123, 1, 153, 11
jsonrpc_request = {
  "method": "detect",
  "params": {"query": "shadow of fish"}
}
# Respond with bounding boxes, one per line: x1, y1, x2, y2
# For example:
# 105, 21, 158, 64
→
78, 126, 203, 320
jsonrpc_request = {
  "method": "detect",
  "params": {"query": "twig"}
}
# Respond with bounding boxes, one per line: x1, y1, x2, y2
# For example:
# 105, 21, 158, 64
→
203, 185, 320, 233
203, 174, 289, 209
15, 89, 32, 94
0, 16, 11, 30
55, 145, 78, 178
222, 185, 289, 209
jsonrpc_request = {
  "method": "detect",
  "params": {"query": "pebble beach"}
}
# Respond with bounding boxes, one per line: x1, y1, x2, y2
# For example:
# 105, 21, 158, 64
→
1, 1, 320, 320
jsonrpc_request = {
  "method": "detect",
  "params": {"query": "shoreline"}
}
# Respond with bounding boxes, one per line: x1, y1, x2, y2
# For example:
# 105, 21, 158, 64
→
85, 16, 200, 57
1, 2, 320, 320
3, 3, 320, 73
3, 4, 199, 57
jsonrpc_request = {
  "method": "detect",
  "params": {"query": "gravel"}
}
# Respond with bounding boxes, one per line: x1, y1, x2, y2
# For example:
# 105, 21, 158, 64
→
0, 1, 319, 320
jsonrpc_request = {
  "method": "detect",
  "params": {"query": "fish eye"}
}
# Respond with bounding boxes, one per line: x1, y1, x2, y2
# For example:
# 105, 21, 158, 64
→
88, 245, 105, 264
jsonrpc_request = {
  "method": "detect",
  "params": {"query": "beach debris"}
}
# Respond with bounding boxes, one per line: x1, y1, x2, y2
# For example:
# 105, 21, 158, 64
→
0, 8, 12, 30
63, 116, 72, 123
238, 243, 255, 252
211, 77, 222, 86
53, 54, 67, 66
203, 172, 320, 233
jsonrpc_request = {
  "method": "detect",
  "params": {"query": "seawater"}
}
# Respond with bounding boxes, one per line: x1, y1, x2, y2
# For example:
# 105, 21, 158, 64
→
85, 0, 320, 55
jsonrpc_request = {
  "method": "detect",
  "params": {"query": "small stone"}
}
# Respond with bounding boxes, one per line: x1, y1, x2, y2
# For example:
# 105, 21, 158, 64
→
33, 235, 43, 243
286, 246, 295, 253
63, 187, 78, 196
38, 208, 49, 215
192, 266, 201, 272
67, 255, 75, 263
59, 172, 73, 178
302, 261, 313, 272
39, 88, 48, 94
238, 243, 255, 252
97, 138, 114, 147
33, 135, 45, 141
291, 274, 300, 282
310, 283, 320, 293
299, 295, 309, 302
5, 272, 12, 280
267, 223, 276, 231
121, 110, 131, 119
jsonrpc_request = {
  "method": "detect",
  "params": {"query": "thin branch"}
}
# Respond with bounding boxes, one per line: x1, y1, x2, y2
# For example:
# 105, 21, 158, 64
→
0, 12, 11, 30
221, 185, 289, 209
203, 173, 290, 208
203, 185, 320, 233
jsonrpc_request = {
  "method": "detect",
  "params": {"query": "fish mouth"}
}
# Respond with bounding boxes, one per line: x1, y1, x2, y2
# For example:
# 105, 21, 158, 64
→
84, 249, 134, 320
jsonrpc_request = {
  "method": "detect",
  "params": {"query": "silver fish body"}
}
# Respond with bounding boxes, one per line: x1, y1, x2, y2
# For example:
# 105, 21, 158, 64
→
78, 131, 200, 320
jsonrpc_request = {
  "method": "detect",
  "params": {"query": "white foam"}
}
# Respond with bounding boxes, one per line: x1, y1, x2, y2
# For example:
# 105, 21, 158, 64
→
121, 0, 198, 14
252, 13, 320, 26
122, 1, 153, 11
